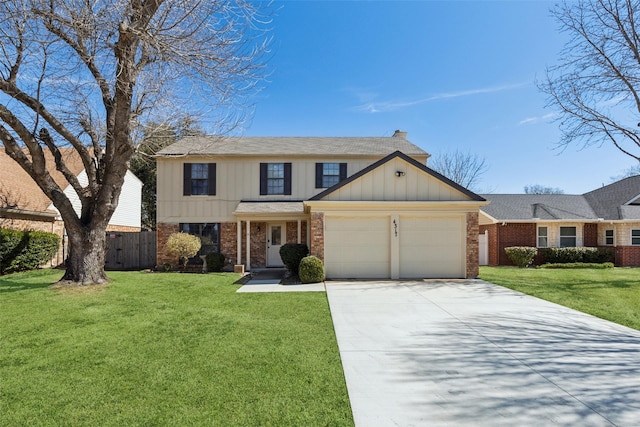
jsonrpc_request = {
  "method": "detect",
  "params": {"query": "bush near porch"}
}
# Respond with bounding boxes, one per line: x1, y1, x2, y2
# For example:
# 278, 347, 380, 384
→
479, 266, 640, 330
0, 270, 353, 426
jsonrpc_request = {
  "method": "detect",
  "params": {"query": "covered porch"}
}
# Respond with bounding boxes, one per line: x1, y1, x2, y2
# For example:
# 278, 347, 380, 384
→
233, 201, 310, 271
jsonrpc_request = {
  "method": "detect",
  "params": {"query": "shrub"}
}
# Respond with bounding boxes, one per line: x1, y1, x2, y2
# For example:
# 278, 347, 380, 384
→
0, 228, 59, 274
539, 262, 614, 269
504, 246, 537, 268
166, 233, 201, 270
298, 256, 325, 283
279, 243, 309, 275
205, 252, 226, 272
539, 247, 614, 264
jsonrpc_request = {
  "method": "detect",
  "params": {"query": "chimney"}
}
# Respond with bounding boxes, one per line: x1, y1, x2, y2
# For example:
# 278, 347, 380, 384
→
392, 130, 407, 138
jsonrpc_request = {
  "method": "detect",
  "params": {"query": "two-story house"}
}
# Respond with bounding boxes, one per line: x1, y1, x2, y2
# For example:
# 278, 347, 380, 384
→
155, 131, 487, 279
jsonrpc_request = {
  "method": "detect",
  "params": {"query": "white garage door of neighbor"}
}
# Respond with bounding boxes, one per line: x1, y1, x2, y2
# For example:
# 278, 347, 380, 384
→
399, 216, 465, 279
324, 217, 390, 278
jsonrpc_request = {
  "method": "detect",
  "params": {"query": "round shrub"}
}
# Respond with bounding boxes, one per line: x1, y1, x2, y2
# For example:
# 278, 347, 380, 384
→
165, 232, 201, 270
205, 252, 226, 272
504, 246, 537, 268
298, 255, 325, 283
0, 228, 59, 274
279, 243, 309, 275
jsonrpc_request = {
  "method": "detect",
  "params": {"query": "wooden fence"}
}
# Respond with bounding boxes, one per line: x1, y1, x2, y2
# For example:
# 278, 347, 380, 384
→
105, 231, 156, 270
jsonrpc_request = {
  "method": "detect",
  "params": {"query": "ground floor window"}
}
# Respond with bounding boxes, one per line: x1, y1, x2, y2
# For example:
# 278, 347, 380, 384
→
559, 226, 577, 247
632, 229, 640, 246
179, 223, 220, 255
605, 229, 614, 245
537, 226, 548, 247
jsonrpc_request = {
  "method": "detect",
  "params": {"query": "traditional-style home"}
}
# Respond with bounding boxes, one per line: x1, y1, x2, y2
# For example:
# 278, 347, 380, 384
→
155, 131, 488, 279
0, 149, 142, 265
479, 175, 640, 266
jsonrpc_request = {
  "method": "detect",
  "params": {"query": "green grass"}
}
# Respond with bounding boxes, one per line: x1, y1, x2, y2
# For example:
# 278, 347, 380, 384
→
0, 270, 353, 426
479, 266, 640, 330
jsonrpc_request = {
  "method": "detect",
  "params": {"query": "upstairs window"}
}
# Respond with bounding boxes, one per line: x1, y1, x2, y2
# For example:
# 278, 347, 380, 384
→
605, 229, 614, 245
632, 229, 640, 245
260, 163, 292, 195
559, 226, 577, 247
183, 163, 216, 196
315, 163, 348, 188
537, 226, 548, 248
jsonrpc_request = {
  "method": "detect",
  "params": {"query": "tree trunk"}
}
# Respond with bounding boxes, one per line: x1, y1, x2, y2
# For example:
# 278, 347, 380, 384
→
59, 226, 109, 286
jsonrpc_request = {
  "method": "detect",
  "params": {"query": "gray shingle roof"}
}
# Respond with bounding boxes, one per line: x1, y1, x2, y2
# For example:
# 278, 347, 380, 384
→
156, 135, 429, 157
479, 194, 598, 221
583, 175, 640, 220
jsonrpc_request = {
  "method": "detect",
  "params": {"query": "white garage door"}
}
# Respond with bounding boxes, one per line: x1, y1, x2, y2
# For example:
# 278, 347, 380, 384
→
399, 216, 465, 279
324, 216, 390, 278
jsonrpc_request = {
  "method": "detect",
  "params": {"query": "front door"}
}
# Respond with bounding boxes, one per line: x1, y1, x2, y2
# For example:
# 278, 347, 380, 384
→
267, 223, 285, 267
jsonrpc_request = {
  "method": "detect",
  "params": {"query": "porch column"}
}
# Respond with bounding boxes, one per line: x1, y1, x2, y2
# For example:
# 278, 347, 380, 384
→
306, 220, 310, 248
236, 220, 242, 265
246, 220, 251, 271
297, 220, 301, 244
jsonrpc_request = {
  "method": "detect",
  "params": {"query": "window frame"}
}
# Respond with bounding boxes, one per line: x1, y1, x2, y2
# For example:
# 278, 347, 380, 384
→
537, 226, 548, 248
260, 163, 292, 195
559, 226, 577, 247
605, 229, 615, 246
315, 162, 348, 188
632, 229, 640, 246
179, 223, 221, 257
183, 163, 216, 196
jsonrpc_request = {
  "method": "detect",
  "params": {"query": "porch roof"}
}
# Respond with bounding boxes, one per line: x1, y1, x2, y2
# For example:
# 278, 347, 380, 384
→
233, 201, 306, 217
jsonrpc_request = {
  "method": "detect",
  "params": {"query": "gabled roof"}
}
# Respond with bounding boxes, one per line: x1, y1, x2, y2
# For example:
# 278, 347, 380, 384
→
0, 149, 86, 213
480, 194, 597, 221
309, 151, 486, 202
583, 175, 640, 220
156, 135, 429, 157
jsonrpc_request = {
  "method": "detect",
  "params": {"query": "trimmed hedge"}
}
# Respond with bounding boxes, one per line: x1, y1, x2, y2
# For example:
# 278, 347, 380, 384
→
279, 243, 309, 275
0, 228, 59, 274
539, 247, 614, 264
298, 256, 325, 283
504, 246, 537, 268
539, 262, 614, 269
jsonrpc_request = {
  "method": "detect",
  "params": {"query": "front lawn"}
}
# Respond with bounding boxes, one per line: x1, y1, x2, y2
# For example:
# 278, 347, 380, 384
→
479, 266, 640, 330
0, 270, 353, 426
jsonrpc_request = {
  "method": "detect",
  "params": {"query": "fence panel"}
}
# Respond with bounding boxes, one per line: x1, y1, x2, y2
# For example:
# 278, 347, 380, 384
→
105, 231, 156, 270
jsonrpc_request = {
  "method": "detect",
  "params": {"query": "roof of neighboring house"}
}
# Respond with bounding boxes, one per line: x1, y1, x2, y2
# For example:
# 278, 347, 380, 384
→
583, 175, 640, 220
0, 149, 86, 213
479, 194, 597, 221
156, 135, 429, 157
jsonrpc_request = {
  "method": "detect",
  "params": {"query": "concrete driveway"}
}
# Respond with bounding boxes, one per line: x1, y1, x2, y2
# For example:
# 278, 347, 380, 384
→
325, 280, 640, 427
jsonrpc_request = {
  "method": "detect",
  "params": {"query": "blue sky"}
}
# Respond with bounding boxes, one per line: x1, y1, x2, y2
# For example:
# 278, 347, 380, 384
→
235, 0, 636, 194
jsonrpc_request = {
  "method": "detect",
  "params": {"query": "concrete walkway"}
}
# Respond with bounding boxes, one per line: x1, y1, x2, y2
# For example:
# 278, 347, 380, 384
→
326, 279, 640, 427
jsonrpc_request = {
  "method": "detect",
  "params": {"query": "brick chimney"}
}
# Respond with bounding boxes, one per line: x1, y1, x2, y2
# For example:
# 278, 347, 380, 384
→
392, 130, 407, 138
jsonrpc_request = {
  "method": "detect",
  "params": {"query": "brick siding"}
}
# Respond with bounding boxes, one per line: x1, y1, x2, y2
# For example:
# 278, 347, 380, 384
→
156, 223, 180, 267
615, 246, 640, 266
466, 212, 479, 278
309, 212, 324, 261
285, 221, 308, 245
220, 222, 237, 267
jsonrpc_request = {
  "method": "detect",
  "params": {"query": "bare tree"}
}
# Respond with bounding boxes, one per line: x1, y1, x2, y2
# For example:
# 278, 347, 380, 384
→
524, 184, 565, 195
429, 149, 488, 191
541, 0, 640, 162
0, 1, 270, 285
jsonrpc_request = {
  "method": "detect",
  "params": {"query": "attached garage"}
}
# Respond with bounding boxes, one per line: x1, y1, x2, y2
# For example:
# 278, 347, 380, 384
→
305, 151, 488, 280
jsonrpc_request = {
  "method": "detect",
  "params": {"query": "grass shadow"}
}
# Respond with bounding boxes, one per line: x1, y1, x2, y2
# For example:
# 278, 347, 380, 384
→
0, 270, 60, 293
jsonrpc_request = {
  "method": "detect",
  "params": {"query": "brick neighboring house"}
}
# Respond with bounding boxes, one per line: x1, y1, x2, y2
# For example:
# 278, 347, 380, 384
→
479, 175, 640, 266
156, 132, 488, 279
0, 149, 142, 266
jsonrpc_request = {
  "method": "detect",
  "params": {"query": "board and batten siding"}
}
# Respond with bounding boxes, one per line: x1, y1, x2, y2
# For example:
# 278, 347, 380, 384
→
157, 156, 405, 223
48, 169, 142, 228
321, 157, 469, 202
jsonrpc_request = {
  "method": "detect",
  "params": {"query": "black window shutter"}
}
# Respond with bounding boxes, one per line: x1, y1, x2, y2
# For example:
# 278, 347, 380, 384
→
183, 163, 191, 196
208, 163, 216, 195
284, 163, 292, 195
315, 163, 323, 188
339, 163, 347, 181
259, 163, 268, 195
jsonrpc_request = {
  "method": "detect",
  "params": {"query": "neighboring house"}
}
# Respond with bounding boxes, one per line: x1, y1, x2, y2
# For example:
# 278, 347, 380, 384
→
479, 175, 640, 266
155, 131, 488, 279
0, 149, 142, 266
